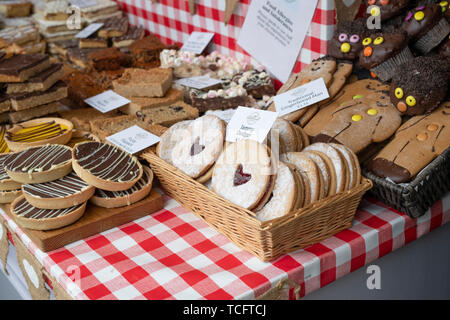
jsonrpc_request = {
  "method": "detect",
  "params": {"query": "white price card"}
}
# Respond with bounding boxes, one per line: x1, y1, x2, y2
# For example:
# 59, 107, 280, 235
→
84, 90, 130, 113
106, 125, 160, 154
69, 0, 98, 9
75, 22, 104, 38
226, 106, 278, 143
180, 32, 215, 54
237, 0, 319, 82
273, 78, 329, 117
174, 75, 222, 90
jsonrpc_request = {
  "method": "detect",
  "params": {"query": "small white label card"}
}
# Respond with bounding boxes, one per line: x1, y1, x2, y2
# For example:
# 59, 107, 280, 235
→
180, 32, 215, 54
273, 78, 329, 117
84, 90, 130, 113
75, 22, 104, 38
69, 0, 98, 8
175, 75, 222, 90
106, 125, 160, 154
226, 106, 278, 143
237, 0, 319, 82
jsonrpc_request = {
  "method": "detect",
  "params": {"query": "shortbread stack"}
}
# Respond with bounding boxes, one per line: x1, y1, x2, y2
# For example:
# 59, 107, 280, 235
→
0, 53, 68, 123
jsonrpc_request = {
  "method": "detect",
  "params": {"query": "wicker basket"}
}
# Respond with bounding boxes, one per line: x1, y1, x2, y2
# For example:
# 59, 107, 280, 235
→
141, 152, 373, 262
363, 147, 450, 219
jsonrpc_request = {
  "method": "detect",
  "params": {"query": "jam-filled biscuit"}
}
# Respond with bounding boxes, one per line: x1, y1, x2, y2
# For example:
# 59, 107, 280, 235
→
364, 0, 409, 22
4, 144, 73, 184
368, 102, 450, 183
171, 115, 225, 179
212, 139, 275, 210
256, 162, 297, 222
402, 4, 450, 54
72, 141, 143, 191
156, 120, 192, 165
328, 19, 367, 60
22, 171, 95, 210
90, 166, 153, 208
390, 56, 449, 116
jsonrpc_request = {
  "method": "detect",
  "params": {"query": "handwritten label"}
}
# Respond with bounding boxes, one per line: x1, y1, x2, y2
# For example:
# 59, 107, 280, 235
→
84, 90, 130, 113
175, 75, 222, 90
75, 22, 103, 38
226, 106, 278, 143
106, 125, 160, 154
180, 32, 215, 54
273, 78, 329, 117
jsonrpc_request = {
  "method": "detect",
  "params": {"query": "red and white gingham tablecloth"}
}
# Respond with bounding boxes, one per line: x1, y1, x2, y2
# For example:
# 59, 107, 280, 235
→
1, 189, 449, 300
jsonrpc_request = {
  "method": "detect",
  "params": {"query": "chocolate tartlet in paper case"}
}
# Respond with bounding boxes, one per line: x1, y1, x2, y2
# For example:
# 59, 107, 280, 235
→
328, 18, 367, 61
389, 56, 449, 116
402, 3, 450, 53
364, 0, 410, 22
358, 31, 413, 82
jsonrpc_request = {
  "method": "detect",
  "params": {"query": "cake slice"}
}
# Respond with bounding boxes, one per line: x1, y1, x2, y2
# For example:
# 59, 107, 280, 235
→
0, 53, 51, 82
8, 101, 61, 123
10, 81, 67, 111
112, 68, 172, 98
58, 107, 120, 131
6, 63, 64, 94
134, 101, 199, 127
119, 88, 184, 114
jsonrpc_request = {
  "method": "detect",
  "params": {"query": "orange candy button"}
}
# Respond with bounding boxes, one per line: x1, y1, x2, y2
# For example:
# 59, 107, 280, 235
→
370, 71, 377, 78
427, 124, 439, 131
397, 102, 407, 112
416, 133, 428, 141
364, 47, 373, 57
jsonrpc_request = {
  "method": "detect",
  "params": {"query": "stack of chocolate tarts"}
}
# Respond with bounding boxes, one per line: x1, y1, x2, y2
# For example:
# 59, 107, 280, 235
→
4, 141, 154, 231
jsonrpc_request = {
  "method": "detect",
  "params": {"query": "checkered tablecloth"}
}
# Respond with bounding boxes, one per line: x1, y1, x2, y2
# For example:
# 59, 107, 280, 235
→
1, 189, 449, 300
115, 0, 336, 75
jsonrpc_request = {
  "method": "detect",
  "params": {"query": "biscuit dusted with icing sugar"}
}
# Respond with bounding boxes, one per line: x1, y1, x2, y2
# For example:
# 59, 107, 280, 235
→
368, 102, 450, 183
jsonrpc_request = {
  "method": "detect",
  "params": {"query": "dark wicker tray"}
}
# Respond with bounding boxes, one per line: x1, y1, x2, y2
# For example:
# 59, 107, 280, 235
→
363, 147, 450, 218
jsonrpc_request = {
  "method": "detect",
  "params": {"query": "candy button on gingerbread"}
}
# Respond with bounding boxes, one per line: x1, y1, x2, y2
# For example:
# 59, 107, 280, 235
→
367, 108, 378, 116
352, 114, 362, 122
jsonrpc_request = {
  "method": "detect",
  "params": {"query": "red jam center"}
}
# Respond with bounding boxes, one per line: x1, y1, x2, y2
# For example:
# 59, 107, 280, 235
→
233, 164, 252, 186
190, 137, 205, 156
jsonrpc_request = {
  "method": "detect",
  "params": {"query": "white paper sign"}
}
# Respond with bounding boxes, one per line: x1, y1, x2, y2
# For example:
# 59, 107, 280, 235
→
69, 0, 98, 9
175, 76, 222, 90
75, 23, 104, 38
180, 32, 215, 54
237, 0, 319, 82
206, 109, 236, 123
106, 125, 160, 154
84, 90, 130, 113
273, 78, 329, 117
226, 106, 278, 143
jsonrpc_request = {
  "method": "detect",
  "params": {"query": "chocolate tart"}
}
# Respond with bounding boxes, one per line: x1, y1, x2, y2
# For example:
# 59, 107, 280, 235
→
4, 144, 73, 184
22, 171, 95, 210
5, 117, 73, 152
72, 141, 143, 191
67, 130, 100, 148
10, 195, 87, 231
90, 166, 153, 208
0, 153, 22, 191
0, 189, 22, 204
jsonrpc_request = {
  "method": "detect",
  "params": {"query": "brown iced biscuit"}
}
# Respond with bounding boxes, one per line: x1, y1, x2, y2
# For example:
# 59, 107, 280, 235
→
72, 141, 143, 191
10, 81, 67, 111
0, 53, 51, 82
119, 88, 184, 114
6, 63, 64, 94
10, 195, 87, 231
112, 68, 172, 98
4, 144, 73, 184
368, 102, 450, 183
212, 139, 275, 211
22, 171, 95, 209
90, 166, 153, 208
8, 101, 61, 123
267, 56, 336, 122
280, 152, 321, 204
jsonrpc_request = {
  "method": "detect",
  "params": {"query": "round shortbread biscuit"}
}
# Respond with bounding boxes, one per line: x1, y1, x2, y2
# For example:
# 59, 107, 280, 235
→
156, 120, 192, 165
172, 115, 225, 179
280, 152, 321, 204
302, 150, 331, 198
286, 163, 305, 210
330, 143, 361, 189
256, 162, 296, 222
212, 139, 274, 210
304, 143, 346, 194
269, 119, 298, 153
290, 124, 304, 151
